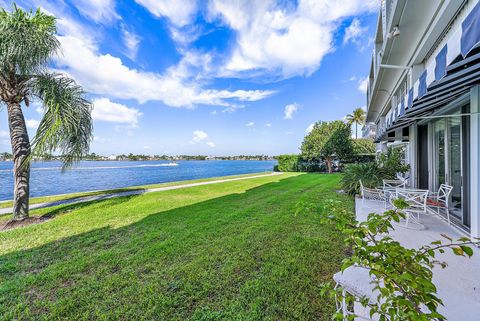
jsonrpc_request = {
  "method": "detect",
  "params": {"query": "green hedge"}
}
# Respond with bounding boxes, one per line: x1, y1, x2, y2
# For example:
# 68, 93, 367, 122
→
277, 154, 301, 172
276, 154, 326, 172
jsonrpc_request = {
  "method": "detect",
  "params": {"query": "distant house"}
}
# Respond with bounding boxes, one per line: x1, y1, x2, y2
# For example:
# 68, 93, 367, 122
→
107, 155, 117, 160
364, 0, 480, 239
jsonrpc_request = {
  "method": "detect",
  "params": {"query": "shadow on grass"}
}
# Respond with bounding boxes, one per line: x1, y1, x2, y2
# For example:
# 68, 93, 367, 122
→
40, 193, 143, 219
0, 173, 351, 320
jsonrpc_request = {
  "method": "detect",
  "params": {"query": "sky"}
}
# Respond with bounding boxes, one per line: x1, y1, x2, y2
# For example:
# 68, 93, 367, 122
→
0, 0, 378, 156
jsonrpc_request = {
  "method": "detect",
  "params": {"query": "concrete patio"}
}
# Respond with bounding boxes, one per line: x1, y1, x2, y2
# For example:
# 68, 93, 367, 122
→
335, 198, 480, 321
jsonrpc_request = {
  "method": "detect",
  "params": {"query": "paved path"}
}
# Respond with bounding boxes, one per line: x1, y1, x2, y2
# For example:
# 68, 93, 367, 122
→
0, 172, 283, 215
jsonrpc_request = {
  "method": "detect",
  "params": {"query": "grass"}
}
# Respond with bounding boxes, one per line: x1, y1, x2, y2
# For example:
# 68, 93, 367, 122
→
0, 171, 272, 210
0, 173, 352, 320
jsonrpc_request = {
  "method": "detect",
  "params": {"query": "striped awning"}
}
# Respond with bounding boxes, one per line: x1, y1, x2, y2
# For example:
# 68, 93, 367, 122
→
380, 0, 480, 137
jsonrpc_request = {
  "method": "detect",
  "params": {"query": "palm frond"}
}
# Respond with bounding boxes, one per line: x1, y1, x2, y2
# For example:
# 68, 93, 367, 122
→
30, 73, 93, 169
0, 5, 59, 77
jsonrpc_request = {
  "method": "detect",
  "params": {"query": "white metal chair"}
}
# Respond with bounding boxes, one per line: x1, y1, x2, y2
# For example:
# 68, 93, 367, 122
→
392, 188, 429, 229
382, 179, 406, 190
380, 179, 406, 208
427, 184, 453, 224
359, 180, 386, 207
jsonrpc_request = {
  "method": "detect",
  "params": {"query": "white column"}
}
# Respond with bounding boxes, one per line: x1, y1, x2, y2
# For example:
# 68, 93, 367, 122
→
470, 85, 480, 240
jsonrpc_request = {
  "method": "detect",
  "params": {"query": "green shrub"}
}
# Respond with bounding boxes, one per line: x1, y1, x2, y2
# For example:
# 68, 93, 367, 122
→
277, 154, 301, 172
378, 148, 410, 178
344, 153, 376, 164
277, 154, 327, 172
352, 138, 375, 154
341, 148, 410, 195
341, 162, 381, 195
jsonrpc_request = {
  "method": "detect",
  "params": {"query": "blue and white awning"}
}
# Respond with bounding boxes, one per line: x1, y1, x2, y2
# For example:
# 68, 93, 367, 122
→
381, 0, 480, 136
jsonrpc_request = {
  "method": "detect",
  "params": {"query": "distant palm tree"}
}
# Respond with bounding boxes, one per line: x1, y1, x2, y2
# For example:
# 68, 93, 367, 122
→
0, 6, 93, 220
346, 108, 366, 139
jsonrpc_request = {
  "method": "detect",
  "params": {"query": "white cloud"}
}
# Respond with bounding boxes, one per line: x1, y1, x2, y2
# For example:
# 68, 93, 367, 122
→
93, 136, 110, 143
306, 123, 314, 133
246, 122, 254, 127
26, 119, 40, 130
27, 2, 275, 108
71, 0, 119, 24
358, 76, 369, 94
285, 131, 294, 135
190, 130, 215, 147
121, 24, 141, 60
343, 18, 367, 45
284, 103, 299, 119
191, 130, 208, 143
266, 123, 272, 127
134, 0, 198, 27
54, 33, 274, 107
92, 98, 143, 127
0, 130, 8, 138
209, 0, 378, 78
143, 145, 150, 149
222, 105, 245, 113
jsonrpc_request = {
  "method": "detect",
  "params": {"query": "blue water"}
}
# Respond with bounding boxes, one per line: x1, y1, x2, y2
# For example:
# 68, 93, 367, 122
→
0, 160, 277, 201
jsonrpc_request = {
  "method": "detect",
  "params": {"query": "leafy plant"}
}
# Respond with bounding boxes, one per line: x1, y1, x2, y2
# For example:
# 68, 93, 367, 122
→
341, 147, 410, 195
377, 147, 410, 178
341, 162, 381, 195
317, 199, 478, 321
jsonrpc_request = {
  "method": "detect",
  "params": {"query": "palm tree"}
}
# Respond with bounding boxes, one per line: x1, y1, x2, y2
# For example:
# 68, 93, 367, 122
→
345, 107, 366, 139
0, 6, 93, 220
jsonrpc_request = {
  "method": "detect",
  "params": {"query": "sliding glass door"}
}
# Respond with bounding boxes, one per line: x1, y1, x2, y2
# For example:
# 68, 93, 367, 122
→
431, 107, 469, 225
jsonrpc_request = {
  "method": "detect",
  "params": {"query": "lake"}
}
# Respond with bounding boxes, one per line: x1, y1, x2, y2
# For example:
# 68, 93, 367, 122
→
0, 160, 277, 201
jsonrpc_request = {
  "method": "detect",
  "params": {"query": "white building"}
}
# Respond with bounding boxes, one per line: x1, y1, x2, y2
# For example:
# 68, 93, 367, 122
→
364, 0, 480, 239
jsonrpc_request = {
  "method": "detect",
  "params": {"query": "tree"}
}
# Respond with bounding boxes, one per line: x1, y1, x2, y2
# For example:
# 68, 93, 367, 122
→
345, 107, 366, 139
300, 121, 353, 173
0, 6, 93, 220
352, 138, 375, 155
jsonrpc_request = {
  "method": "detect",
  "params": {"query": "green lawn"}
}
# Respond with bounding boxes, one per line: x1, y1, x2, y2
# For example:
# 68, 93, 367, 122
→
0, 173, 352, 320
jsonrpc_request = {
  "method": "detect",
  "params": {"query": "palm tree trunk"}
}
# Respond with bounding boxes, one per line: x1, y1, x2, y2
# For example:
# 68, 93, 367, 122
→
355, 122, 358, 139
7, 102, 31, 220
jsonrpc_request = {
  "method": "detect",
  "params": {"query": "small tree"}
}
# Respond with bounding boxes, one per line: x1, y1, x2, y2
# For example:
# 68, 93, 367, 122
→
301, 121, 353, 173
